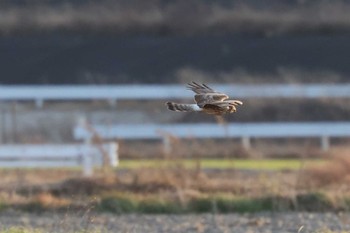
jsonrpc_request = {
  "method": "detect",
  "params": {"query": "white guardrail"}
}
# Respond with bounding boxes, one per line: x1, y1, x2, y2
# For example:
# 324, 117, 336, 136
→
0, 84, 349, 170
0, 84, 350, 107
74, 122, 350, 152
0, 143, 118, 176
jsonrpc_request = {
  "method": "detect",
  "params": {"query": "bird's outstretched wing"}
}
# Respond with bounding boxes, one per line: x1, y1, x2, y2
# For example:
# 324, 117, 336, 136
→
187, 82, 229, 107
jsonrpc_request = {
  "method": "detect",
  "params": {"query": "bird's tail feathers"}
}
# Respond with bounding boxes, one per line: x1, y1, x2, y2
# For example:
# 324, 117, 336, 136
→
166, 102, 201, 112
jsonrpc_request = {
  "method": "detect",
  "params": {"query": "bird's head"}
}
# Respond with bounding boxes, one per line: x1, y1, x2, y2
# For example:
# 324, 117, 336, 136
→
227, 100, 243, 113
228, 105, 237, 113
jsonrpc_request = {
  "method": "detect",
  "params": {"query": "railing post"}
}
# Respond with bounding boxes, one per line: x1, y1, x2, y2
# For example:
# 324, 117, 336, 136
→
242, 136, 251, 150
162, 136, 171, 155
108, 99, 117, 108
321, 136, 330, 152
35, 99, 44, 108
108, 142, 119, 167
82, 136, 93, 177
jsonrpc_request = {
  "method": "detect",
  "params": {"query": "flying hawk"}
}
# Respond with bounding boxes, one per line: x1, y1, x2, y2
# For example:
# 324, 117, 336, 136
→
166, 82, 243, 115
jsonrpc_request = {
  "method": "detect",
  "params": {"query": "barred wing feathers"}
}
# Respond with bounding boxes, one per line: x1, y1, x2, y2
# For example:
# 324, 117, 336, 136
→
166, 81, 243, 115
187, 82, 229, 107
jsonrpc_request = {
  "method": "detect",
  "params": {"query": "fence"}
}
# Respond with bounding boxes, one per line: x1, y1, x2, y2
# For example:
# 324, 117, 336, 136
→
0, 143, 118, 176
74, 122, 350, 152
1, 84, 350, 107
1, 84, 349, 168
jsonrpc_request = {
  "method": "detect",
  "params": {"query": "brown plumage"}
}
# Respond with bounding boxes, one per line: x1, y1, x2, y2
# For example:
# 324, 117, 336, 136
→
166, 82, 243, 115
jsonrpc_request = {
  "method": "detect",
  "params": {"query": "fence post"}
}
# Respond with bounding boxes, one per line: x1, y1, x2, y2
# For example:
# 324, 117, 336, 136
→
321, 136, 330, 152
82, 137, 93, 177
108, 142, 119, 167
242, 136, 251, 150
108, 99, 117, 108
162, 136, 171, 155
35, 99, 44, 108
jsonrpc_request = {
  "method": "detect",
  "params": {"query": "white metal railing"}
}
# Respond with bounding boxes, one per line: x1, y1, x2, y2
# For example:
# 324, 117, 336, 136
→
0, 143, 118, 176
74, 122, 350, 151
0, 84, 350, 107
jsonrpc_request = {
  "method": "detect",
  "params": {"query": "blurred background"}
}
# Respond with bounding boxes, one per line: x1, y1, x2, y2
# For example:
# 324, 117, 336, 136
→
1, 0, 350, 158
1, 0, 350, 232
1, 0, 350, 152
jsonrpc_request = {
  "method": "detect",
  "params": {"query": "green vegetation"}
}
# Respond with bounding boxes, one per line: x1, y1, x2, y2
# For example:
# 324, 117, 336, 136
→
0, 228, 42, 233
0, 190, 343, 215
95, 192, 348, 214
187, 197, 275, 213
98, 196, 136, 214
119, 158, 324, 171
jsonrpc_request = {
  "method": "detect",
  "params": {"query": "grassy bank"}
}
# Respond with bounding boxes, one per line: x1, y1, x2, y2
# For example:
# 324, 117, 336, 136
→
0, 190, 348, 214
97, 192, 350, 214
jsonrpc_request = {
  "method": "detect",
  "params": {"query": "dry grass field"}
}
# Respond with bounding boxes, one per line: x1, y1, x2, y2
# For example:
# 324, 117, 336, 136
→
0, 148, 350, 232
0, 147, 349, 213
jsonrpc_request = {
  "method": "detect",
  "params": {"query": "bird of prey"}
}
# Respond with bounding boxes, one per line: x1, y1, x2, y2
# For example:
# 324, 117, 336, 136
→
166, 82, 243, 116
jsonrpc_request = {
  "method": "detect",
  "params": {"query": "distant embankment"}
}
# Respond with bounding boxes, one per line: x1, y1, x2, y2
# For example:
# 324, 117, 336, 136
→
1, 34, 350, 84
